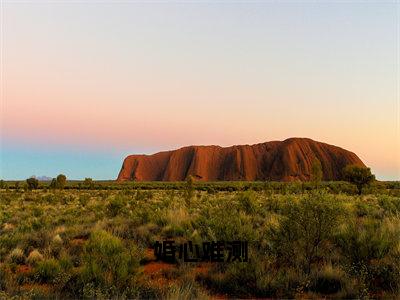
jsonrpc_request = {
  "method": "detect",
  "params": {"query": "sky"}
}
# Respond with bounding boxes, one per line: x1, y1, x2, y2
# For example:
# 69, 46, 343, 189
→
0, 1, 399, 180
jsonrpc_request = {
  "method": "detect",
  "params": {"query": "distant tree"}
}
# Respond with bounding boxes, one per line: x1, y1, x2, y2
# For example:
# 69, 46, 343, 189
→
185, 175, 195, 203
310, 158, 323, 188
49, 178, 57, 189
343, 165, 375, 195
0, 180, 6, 189
56, 174, 67, 189
26, 177, 39, 190
84, 178, 94, 189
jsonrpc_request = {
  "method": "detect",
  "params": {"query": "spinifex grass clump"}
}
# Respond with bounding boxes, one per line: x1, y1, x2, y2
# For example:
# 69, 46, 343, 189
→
80, 230, 142, 297
8, 248, 25, 265
268, 191, 344, 274
26, 250, 44, 266
335, 218, 400, 295
33, 259, 62, 283
107, 195, 128, 217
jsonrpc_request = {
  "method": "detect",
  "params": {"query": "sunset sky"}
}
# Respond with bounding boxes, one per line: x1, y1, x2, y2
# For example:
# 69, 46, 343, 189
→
1, 1, 399, 180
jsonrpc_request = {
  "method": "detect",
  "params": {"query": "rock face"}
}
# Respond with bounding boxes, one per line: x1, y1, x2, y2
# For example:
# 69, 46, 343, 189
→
117, 138, 366, 182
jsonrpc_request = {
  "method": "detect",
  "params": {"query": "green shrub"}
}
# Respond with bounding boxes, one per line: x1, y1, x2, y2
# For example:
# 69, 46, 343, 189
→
8, 248, 25, 264
49, 178, 57, 189
135, 190, 154, 201
56, 174, 67, 189
310, 265, 345, 294
164, 276, 208, 299
196, 199, 258, 242
22, 230, 51, 250
184, 175, 195, 202
237, 191, 257, 214
27, 250, 44, 266
79, 194, 90, 206
132, 223, 158, 246
343, 165, 375, 195
378, 195, 400, 215
335, 217, 400, 294
84, 178, 94, 189
107, 196, 126, 217
269, 191, 343, 274
42, 193, 57, 204
34, 259, 62, 283
51, 234, 64, 257
81, 230, 141, 290
310, 158, 323, 187
0, 180, 6, 189
26, 177, 39, 190
162, 224, 185, 238
337, 221, 393, 268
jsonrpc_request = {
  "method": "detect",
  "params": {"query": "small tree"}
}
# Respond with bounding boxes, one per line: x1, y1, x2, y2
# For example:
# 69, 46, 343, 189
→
49, 178, 57, 189
0, 180, 6, 189
185, 175, 195, 203
26, 177, 39, 190
310, 158, 323, 188
84, 178, 94, 189
270, 191, 343, 274
343, 165, 375, 195
56, 174, 67, 189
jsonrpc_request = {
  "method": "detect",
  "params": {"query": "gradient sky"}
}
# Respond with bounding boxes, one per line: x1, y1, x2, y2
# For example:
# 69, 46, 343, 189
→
1, 1, 399, 180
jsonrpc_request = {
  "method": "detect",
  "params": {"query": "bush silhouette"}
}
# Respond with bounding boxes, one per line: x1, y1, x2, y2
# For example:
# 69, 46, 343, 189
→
26, 177, 39, 190
310, 158, 323, 187
84, 178, 94, 189
82, 230, 140, 289
343, 165, 375, 195
56, 174, 67, 189
269, 191, 343, 274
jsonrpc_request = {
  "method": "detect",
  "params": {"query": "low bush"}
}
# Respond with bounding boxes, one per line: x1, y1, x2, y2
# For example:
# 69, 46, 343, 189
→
81, 230, 141, 292
8, 248, 25, 265
268, 191, 344, 274
237, 191, 257, 214
27, 250, 44, 266
34, 259, 62, 283
107, 196, 127, 217
309, 265, 345, 294
335, 218, 400, 294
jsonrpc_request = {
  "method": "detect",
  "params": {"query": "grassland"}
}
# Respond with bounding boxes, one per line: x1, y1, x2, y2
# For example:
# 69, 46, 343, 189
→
0, 181, 400, 298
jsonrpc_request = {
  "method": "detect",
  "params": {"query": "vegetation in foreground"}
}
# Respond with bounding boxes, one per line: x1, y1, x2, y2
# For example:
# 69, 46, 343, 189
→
0, 179, 399, 298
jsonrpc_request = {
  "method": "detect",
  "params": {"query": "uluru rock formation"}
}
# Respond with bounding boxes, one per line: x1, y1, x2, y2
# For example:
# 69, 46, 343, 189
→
117, 138, 366, 182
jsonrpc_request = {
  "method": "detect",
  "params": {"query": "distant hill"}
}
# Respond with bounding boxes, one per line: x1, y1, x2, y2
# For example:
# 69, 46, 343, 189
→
31, 175, 53, 181
117, 138, 366, 182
